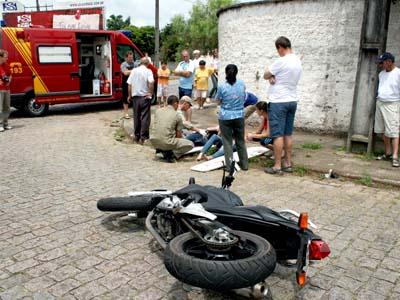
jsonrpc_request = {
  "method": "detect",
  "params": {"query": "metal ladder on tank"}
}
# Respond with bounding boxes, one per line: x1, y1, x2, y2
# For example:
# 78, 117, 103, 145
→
346, 0, 392, 154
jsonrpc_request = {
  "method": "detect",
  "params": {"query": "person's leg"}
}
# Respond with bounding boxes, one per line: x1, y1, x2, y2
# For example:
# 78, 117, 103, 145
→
232, 118, 248, 170
0, 91, 5, 129
267, 103, 285, 171
3, 92, 10, 127
219, 119, 234, 170
173, 139, 194, 158
132, 96, 141, 141
244, 105, 256, 120
392, 137, 399, 159
383, 135, 392, 156
141, 98, 151, 140
178, 87, 184, 99
283, 102, 297, 168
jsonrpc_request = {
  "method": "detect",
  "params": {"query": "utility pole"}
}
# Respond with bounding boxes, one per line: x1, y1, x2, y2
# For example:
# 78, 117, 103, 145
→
154, 0, 160, 67
36, 0, 40, 11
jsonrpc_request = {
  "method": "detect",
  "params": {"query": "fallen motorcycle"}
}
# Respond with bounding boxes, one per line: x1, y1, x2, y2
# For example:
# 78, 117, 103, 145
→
97, 163, 330, 297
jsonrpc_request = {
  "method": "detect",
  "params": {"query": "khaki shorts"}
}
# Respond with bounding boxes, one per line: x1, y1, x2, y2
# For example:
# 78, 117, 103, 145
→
374, 100, 400, 138
157, 84, 168, 97
195, 89, 207, 98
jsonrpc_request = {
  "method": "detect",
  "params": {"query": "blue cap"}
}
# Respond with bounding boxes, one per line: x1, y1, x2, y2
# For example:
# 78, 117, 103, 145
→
377, 52, 395, 63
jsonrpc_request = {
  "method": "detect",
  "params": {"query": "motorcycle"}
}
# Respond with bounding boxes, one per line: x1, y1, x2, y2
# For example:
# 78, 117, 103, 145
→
97, 163, 330, 298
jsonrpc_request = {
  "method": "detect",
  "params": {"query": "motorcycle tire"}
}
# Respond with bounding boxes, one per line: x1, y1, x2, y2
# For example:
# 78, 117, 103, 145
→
97, 196, 155, 212
164, 230, 276, 291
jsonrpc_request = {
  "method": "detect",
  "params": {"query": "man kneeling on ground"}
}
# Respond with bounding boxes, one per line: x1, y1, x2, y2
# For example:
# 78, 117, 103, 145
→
150, 95, 194, 162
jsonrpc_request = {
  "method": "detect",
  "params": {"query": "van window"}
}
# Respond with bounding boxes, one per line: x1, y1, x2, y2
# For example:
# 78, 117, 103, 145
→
116, 44, 141, 65
38, 46, 72, 64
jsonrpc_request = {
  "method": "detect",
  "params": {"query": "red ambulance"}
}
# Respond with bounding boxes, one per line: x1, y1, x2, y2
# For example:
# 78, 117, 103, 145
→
1, 27, 156, 116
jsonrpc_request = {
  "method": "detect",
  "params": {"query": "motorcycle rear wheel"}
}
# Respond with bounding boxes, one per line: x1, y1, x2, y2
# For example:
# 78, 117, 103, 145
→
97, 196, 154, 212
164, 230, 276, 290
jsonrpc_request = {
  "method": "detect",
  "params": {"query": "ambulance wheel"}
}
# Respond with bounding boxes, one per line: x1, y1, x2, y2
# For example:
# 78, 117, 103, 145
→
24, 99, 49, 117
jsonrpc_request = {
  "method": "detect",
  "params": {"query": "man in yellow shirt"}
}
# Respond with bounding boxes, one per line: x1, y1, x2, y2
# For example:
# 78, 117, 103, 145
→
194, 60, 214, 109
157, 61, 170, 107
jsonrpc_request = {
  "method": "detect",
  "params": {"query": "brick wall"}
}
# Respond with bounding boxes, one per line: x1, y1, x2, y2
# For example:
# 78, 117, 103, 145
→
218, 0, 400, 132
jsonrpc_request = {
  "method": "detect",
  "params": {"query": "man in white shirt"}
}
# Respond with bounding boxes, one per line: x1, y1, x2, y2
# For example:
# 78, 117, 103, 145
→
374, 52, 400, 167
127, 57, 154, 144
263, 36, 302, 174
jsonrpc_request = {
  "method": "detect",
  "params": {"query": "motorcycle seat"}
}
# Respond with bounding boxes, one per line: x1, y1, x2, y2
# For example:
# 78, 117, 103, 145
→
207, 205, 286, 223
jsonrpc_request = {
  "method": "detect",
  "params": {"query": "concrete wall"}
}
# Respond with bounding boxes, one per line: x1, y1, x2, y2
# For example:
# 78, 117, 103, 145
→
218, 0, 400, 132
387, 1, 400, 59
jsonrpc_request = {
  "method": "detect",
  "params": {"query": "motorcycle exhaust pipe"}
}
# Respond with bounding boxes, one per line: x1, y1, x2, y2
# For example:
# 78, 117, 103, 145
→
232, 281, 272, 299
145, 211, 167, 249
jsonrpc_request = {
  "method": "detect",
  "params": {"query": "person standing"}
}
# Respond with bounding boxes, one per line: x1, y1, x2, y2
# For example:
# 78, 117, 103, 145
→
374, 52, 400, 167
150, 95, 194, 162
263, 36, 302, 174
121, 51, 135, 119
174, 50, 195, 99
216, 64, 248, 171
194, 60, 215, 109
157, 61, 170, 107
127, 57, 154, 144
0, 49, 11, 132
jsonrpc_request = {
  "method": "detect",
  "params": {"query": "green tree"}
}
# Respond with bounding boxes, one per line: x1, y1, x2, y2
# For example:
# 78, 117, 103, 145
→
160, 15, 189, 62
160, 0, 235, 61
127, 25, 155, 56
106, 14, 131, 30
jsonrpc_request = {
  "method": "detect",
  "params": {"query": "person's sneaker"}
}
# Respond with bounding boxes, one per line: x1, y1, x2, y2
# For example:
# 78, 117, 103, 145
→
0, 126, 4, 132
393, 158, 399, 168
376, 154, 392, 161
4, 125, 12, 130
123, 114, 130, 119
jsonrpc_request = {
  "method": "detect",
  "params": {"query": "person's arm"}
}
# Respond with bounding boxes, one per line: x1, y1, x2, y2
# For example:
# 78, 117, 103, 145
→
146, 71, 155, 98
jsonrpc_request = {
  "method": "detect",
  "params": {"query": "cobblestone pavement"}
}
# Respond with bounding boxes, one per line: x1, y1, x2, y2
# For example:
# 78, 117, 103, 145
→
1, 106, 400, 300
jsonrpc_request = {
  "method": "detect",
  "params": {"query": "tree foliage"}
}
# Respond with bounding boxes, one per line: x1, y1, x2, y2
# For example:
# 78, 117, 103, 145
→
106, 14, 131, 31
160, 0, 236, 62
106, 0, 236, 62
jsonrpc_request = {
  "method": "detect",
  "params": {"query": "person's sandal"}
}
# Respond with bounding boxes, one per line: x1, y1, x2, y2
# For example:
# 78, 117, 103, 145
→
264, 167, 283, 175
282, 165, 293, 173
393, 158, 399, 168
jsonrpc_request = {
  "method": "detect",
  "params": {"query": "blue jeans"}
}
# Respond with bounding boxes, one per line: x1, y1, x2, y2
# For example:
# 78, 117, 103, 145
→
179, 87, 192, 99
201, 134, 223, 158
185, 132, 207, 146
269, 102, 297, 138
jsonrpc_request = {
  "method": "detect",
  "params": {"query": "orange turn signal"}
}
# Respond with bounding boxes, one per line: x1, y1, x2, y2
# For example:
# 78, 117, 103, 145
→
298, 212, 308, 230
296, 271, 307, 286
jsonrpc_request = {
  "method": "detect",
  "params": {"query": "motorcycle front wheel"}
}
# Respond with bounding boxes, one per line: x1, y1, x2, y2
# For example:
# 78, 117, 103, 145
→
164, 230, 276, 291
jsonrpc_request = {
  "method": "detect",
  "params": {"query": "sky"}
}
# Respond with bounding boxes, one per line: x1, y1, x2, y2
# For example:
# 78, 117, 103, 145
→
19, 0, 254, 28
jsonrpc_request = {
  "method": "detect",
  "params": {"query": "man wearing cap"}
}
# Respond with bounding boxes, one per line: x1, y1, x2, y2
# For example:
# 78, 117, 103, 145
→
375, 52, 400, 167
150, 95, 194, 162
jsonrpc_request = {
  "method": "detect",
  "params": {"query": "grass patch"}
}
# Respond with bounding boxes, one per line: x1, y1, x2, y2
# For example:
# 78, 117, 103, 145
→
293, 165, 310, 177
360, 154, 375, 161
335, 146, 346, 152
357, 174, 372, 187
302, 143, 322, 150
114, 128, 126, 142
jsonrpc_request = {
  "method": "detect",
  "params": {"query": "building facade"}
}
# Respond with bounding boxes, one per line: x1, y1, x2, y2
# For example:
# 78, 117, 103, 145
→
218, 0, 400, 132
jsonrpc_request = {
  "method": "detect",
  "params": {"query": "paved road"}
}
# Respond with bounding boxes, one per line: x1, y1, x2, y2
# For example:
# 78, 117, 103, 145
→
1, 107, 399, 300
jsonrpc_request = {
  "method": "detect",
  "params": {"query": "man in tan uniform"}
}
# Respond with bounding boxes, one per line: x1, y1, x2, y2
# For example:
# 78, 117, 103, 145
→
150, 95, 194, 162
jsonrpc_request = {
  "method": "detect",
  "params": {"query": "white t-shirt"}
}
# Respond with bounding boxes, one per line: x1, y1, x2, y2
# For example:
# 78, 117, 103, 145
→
268, 53, 302, 103
377, 67, 400, 102
126, 65, 154, 96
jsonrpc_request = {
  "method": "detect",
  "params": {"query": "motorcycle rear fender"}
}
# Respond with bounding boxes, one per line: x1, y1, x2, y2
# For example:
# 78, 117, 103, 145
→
179, 203, 217, 220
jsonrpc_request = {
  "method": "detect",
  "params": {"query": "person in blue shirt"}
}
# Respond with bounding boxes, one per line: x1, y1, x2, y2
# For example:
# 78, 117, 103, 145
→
244, 91, 259, 119
216, 64, 248, 171
173, 50, 195, 99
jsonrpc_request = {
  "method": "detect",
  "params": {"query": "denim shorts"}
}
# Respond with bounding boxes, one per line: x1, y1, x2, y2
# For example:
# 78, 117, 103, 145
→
269, 101, 297, 138
179, 87, 193, 99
